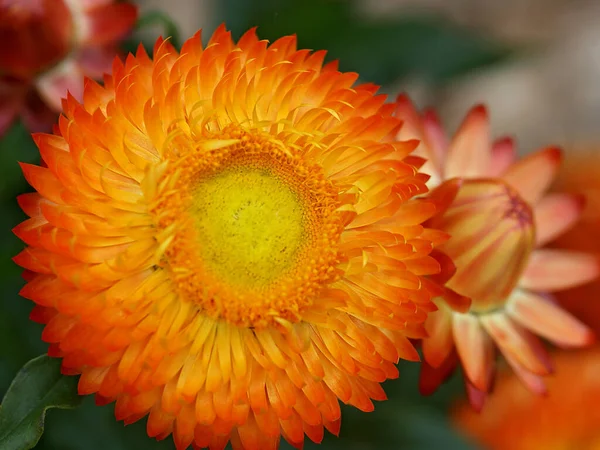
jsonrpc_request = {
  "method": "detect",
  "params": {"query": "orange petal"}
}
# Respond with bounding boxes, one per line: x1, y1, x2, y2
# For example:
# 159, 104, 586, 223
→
502, 147, 562, 204
487, 136, 516, 177
393, 94, 443, 184
479, 313, 552, 376
452, 313, 495, 392
422, 108, 449, 167
464, 379, 486, 413
534, 193, 585, 246
426, 178, 463, 216
419, 351, 457, 396
423, 308, 454, 368
444, 105, 490, 180
521, 249, 600, 292
506, 289, 594, 347
502, 350, 547, 395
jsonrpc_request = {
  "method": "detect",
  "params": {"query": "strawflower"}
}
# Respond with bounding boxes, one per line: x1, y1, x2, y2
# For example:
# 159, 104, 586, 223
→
393, 95, 599, 409
0, 0, 137, 134
13, 27, 452, 450
453, 348, 600, 450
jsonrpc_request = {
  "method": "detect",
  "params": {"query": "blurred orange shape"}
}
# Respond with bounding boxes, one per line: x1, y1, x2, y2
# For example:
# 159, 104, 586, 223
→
454, 348, 600, 450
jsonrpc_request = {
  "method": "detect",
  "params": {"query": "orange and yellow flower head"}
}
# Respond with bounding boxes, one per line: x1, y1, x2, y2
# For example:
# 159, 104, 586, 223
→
453, 348, 600, 450
393, 95, 599, 409
13, 27, 450, 450
0, 0, 137, 134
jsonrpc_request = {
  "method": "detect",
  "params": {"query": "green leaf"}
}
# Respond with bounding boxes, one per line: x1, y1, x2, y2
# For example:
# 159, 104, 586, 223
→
0, 355, 82, 450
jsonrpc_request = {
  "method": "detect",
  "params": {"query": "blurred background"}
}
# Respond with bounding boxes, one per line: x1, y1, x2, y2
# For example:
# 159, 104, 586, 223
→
2, 0, 600, 449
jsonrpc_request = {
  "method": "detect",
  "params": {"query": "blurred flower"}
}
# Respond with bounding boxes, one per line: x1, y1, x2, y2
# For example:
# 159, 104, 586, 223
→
0, 0, 137, 134
453, 348, 600, 450
13, 27, 450, 450
394, 96, 599, 409
551, 148, 600, 332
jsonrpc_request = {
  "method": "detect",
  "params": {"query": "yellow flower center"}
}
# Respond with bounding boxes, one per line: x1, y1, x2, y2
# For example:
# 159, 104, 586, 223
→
191, 167, 306, 289
150, 126, 344, 328
431, 179, 535, 313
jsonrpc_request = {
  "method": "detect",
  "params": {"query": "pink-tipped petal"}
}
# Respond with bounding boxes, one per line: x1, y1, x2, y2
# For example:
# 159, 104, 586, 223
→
452, 313, 495, 392
423, 309, 454, 368
521, 249, 600, 292
444, 105, 491, 180
502, 350, 547, 395
422, 108, 449, 165
502, 147, 562, 204
464, 379, 486, 413
506, 289, 594, 347
394, 94, 443, 184
394, 94, 424, 141
487, 137, 516, 177
480, 313, 552, 376
534, 193, 585, 246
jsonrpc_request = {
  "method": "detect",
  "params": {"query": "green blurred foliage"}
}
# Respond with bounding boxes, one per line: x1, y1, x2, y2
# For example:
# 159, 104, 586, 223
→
219, 0, 511, 87
0, 356, 82, 449
0, 124, 45, 392
0, 0, 510, 448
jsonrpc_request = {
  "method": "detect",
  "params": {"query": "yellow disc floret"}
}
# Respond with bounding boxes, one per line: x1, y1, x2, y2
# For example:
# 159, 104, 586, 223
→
192, 167, 306, 288
150, 126, 344, 328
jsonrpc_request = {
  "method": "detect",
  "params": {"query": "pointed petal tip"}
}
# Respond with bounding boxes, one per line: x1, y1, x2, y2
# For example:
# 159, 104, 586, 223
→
469, 104, 488, 120
560, 326, 596, 348
405, 138, 420, 149
583, 329, 596, 346
394, 92, 412, 104
426, 177, 463, 216
494, 136, 515, 147
422, 108, 440, 123
539, 146, 563, 166
465, 381, 487, 413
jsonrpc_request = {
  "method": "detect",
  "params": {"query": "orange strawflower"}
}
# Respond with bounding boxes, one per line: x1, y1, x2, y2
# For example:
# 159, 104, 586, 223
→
453, 348, 600, 450
393, 95, 598, 409
13, 27, 451, 450
0, 0, 137, 134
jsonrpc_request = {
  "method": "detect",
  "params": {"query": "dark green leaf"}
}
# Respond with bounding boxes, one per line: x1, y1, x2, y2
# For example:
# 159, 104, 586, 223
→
0, 355, 82, 450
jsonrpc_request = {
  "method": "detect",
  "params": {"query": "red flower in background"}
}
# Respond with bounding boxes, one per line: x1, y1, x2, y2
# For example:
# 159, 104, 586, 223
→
0, 0, 137, 134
